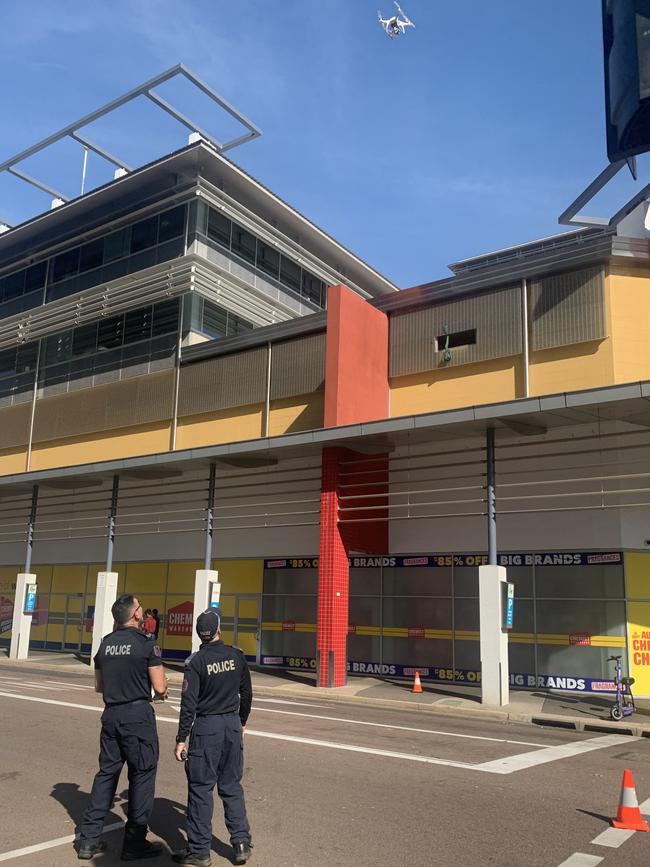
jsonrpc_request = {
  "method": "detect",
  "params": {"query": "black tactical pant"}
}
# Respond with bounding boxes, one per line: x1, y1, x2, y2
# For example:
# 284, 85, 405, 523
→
79, 701, 159, 847
185, 712, 251, 855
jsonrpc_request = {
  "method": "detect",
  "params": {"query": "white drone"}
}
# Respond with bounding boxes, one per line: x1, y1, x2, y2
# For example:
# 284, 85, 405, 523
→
378, 2, 415, 39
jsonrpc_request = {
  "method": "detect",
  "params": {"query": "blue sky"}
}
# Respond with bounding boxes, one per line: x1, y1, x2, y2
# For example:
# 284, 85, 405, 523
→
0, 1, 635, 287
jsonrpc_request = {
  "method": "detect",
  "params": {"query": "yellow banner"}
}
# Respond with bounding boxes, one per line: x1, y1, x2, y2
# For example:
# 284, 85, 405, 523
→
627, 602, 650, 697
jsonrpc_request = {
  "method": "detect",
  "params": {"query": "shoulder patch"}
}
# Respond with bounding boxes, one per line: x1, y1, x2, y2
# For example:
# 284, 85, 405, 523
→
184, 651, 197, 667
152, 645, 162, 657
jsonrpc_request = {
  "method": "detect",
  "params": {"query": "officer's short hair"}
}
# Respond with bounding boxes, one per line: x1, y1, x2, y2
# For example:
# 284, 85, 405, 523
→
112, 593, 137, 626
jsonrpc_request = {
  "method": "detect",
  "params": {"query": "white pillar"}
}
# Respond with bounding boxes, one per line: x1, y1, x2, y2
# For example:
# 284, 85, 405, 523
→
192, 569, 219, 654
91, 572, 119, 666
479, 564, 509, 706
9, 573, 37, 660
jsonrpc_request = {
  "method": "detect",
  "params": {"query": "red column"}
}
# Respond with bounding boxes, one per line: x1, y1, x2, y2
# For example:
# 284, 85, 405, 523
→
317, 448, 349, 688
317, 285, 389, 687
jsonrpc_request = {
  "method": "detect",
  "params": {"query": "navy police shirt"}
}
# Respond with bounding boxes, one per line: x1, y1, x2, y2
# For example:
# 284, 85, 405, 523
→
94, 626, 163, 706
177, 640, 252, 741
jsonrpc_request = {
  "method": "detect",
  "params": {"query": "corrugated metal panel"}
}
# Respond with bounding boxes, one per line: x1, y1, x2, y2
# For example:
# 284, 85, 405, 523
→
389, 285, 522, 378
270, 333, 325, 400
178, 347, 267, 416
530, 267, 606, 351
32, 370, 174, 443
0, 403, 31, 449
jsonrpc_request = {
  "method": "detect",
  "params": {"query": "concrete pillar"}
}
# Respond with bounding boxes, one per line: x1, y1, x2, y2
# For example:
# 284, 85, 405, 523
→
192, 569, 219, 654
479, 564, 509, 706
91, 572, 119, 666
9, 573, 37, 660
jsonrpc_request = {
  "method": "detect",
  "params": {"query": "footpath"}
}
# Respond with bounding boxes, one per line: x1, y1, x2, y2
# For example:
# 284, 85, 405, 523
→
2, 650, 650, 738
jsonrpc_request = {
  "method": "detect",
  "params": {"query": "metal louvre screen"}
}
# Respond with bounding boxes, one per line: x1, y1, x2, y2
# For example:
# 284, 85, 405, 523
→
389, 285, 522, 377
32, 370, 175, 443
0, 403, 31, 449
178, 347, 267, 416
270, 333, 325, 400
529, 266, 606, 351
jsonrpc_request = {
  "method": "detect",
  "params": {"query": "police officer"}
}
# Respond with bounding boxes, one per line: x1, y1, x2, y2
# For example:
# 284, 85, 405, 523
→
173, 609, 253, 867
76, 594, 168, 861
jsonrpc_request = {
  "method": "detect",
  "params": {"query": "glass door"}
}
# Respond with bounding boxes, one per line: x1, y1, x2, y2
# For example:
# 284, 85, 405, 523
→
63, 593, 84, 651
234, 595, 260, 664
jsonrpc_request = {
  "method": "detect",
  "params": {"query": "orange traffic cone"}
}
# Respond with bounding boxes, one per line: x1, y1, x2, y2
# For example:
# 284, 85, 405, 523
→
612, 769, 649, 832
412, 671, 423, 694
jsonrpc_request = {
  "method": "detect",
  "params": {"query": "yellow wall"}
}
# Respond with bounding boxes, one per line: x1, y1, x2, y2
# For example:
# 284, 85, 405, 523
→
390, 356, 522, 417
0, 447, 27, 476
30, 422, 171, 471
268, 393, 324, 436
528, 340, 614, 396
176, 404, 264, 450
608, 268, 650, 385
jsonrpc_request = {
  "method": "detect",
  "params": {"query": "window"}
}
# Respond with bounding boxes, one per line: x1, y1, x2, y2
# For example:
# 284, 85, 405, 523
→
130, 216, 158, 254
79, 239, 104, 273
104, 228, 130, 263
280, 255, 301, 293
0, 348, 16, 378
124, 307, 152, 344
16, 343, 38, 374
435, 329, 477, 351
152, 298, 180, 336
158, 205, 185, 243
202, 301, 228, 338
24, 262, 47, 293
97, 314, 124, 350
52, 248, 80, 283
257, 241, 280, 279
44, 331, 72, 365
207, 209, 231, 248
72, 323, 98, 358
302, 271, 324, 306
231, 223, 256, 265
2, 270, 25, 300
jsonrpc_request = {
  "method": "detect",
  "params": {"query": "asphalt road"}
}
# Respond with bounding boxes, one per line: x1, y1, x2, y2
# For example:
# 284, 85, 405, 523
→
0, 664, 649, 866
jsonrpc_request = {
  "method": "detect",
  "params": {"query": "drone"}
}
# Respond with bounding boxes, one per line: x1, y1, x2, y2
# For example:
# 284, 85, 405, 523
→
378, 2, 415, 39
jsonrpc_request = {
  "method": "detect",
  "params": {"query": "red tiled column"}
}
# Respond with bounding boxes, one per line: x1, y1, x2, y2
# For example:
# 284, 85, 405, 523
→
317, 447, 349, 688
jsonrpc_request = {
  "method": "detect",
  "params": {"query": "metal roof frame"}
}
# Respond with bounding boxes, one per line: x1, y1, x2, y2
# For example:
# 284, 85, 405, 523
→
0, 63, 261, 207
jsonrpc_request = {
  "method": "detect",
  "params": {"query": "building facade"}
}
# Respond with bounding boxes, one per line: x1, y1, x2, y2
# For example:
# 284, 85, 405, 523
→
2, 139, 650, 698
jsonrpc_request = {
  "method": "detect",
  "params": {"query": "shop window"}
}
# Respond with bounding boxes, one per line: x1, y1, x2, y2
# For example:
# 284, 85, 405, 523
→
158, 205, 186, 243
383, 566, 452, 596
263, 568, 318, 595
535, 564, 624, 599
130, 216, 158, 254
383, 596, 452, 630
435, 329, 477, 351
207, 208, 232, 248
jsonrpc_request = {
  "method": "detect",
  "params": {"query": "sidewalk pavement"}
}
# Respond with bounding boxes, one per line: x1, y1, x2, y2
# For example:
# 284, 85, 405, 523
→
2, 650, 649, 738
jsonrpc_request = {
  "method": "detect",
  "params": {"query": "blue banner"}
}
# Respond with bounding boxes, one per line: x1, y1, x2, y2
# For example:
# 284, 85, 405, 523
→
24, 585, 37, 614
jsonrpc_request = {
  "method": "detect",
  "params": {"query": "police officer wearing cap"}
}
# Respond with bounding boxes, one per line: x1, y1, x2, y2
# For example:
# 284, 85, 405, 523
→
173, 609, 253, 867
76, 594, 168, 861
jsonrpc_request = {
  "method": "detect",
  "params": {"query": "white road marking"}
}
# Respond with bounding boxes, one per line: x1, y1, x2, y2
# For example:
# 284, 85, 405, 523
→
557, 855, 603, 867
0, 679, 54, 691
477, 734, 635, 774
640, 796, 650, 815
0, 821, 123, 862
44, 679, 93, 689
254, 698, 335, 709
250, 706, 548, 747
0, 691, 635, 776
591, 827, 635, 848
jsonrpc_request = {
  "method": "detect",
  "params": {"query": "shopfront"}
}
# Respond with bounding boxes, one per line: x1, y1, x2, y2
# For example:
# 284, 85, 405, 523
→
260, 551, 638, 694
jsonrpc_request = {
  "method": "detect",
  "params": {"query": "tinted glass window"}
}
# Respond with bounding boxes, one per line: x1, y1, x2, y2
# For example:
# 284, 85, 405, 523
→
16, 342, 38, 373
97, 314, 124, 350
24, 262, 47, 293
79, 239, 104, 273
257, 241, 280, 279
3, 270, 25, 299
231, 223, 256, 264
44, 332, 72, 365
124, 307, 152, 344
207, 209, 231, 247
52, 248, 80, 283
104, 228, 130, 263
152, 298, 180, 336
158, 206, 185, 243
130, 217, 158, 254
302, 271, 324, 306
72, 322, 98, 357
203, 301, 228, 338
0, 348, 16, 378
280, 255, 301, 292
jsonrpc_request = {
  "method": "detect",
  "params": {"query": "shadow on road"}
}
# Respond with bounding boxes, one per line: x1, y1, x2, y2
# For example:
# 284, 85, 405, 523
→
50, 784, 236, 864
